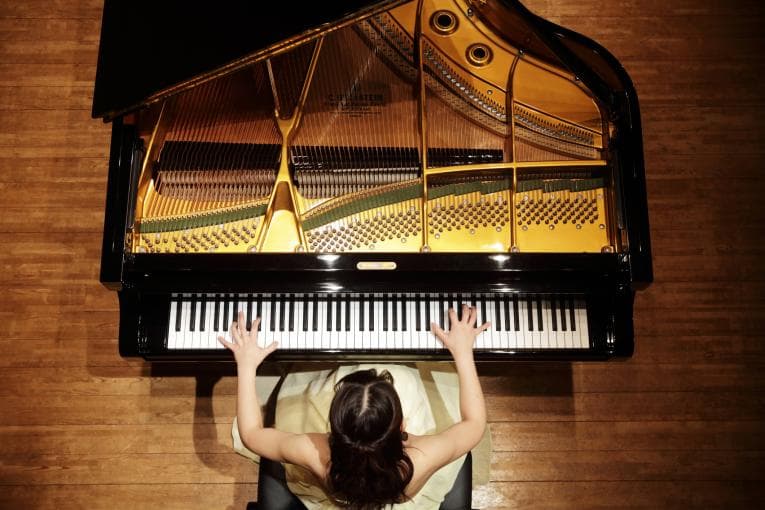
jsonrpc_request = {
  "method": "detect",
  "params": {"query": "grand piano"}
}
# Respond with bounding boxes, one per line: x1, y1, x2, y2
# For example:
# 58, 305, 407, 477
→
93, 0, 652, 361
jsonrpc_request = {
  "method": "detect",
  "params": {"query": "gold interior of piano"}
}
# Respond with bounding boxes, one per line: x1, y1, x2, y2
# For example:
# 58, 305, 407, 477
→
128, 0, 618, 255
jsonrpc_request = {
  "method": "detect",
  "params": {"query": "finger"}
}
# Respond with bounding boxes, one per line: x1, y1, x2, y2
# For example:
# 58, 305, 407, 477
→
477, 321, 491, 333
468, 306, 477, 326
447, 307, 457, 327
430, 322, 448, 343
230, 321, 242, 344
461, 304, 469, 322
237, 311, 246, 336
217, 336, 237, 351
266, 340, 279, 355
250, 317, 261, 336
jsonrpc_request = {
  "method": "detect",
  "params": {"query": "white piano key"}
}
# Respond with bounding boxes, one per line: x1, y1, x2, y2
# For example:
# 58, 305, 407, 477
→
294, 295, 303, 350
493, 296, 504, 350
349, 295, 357, 350
533, 298, 543, 350
386, 296, 394, 349
488, 294, 499, 349
180, 299, 190, 349
300, 294, 309, 349
370, 299, 379, 349
406, 295, 416, 349
478, 294, 491, 349
259, 297, 270, 348
517, 298, 526, 349
203, 299, 214, 349
428, 296, 444, 349
541, 299, 552, 349
272, 295, 282, 347
316, 295, 325, 349
577, 300, 589, 348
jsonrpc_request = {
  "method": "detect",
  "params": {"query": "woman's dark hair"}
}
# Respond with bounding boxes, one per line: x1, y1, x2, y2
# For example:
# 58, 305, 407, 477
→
327, 369, 414, 509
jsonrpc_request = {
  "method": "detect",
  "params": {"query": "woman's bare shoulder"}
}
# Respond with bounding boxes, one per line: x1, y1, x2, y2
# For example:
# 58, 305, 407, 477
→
403, 433, 446, 495
298, 432, 331, 480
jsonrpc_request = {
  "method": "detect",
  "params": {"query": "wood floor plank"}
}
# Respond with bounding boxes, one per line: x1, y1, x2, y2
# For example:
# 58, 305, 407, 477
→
0, 452, 259, 485
490, 420, 765, 452
0, 484, 259, 510
473, 481, 765, 509
1, 391, 762, 426
489, 450, 765, 482
1, 362, 763, 397
2, 420, 762, 457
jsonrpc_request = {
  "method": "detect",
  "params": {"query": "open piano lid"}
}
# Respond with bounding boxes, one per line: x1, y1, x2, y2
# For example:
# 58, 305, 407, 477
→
92, 0, 409, 120
92, 0, 637, 121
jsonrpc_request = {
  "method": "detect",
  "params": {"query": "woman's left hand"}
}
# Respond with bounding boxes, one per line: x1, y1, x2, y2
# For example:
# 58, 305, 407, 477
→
218, 311, 278, 369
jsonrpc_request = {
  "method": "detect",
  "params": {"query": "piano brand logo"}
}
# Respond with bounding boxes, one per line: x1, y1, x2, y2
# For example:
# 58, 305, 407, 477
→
326, 82, 389, 117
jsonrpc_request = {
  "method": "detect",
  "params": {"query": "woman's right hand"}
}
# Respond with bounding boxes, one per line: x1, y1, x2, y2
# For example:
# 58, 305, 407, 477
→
431, 304, 490, 360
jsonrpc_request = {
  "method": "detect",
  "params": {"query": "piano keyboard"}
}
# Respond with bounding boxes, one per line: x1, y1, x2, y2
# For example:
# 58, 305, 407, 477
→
166, 293, 590, 351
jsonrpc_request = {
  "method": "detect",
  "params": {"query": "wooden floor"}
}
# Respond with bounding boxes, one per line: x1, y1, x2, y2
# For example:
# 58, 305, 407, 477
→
1, 0, 764, 508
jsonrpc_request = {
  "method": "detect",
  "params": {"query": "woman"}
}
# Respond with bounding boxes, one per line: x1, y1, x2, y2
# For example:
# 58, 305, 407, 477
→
219, 304, 489, 509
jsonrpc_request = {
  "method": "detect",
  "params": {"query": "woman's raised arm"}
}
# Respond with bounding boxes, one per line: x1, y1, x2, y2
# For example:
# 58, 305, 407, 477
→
219, 312, 326, 473
414, 305, 489, 472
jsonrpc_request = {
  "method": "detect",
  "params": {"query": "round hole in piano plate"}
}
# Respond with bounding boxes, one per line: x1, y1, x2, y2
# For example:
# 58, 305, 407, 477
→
467, 44, 493, 67
431, 10, 458, 35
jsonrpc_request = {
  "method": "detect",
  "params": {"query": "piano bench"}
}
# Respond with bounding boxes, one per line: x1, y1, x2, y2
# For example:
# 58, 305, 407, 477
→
248, 452, 473, 509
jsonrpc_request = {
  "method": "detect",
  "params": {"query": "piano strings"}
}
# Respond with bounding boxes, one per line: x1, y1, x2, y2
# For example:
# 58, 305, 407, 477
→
130, 0, 613, 256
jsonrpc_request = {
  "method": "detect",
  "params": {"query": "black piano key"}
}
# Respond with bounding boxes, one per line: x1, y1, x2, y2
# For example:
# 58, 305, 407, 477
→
246, 295, 253, 331
424, 294, 431, 329
526, 296, 534, 331
383, 294, 389, 332
439, 294, 445, 329
223, 295, 230, 330
279, 295, 286, 332
503, 295, 511, 331
569, 298, 577, 331
494, 298, 501, 332
302, 297, 309, 332
369, 296, 375, 332
481, 296, 488, 328
359, 294, 365, 332
536, 298, 544, 331
256, 295, 262, 331
335, 295, 342, 332
344, 296, 350, 332
326, 295, 333, 332
550, 298, 558, 331
312, 296, 319, 331
289, 296, 295, 332
402, 295, 408, 331
213, 295, 220, 332
189, 295, 197, 332
512, 295, 520, 331
392, 294, 398, 332
415, 294, 421, 332
175, 297, 183, 332
199, 295, 206, 332
269, 299, 276, 332
472, 295, 479, 324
